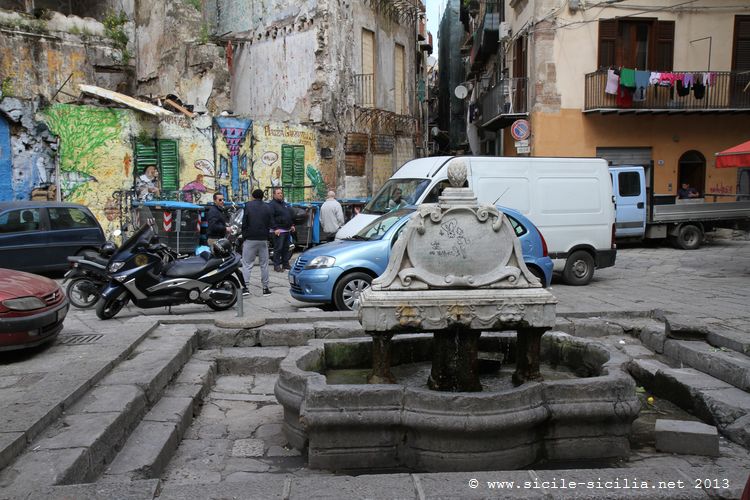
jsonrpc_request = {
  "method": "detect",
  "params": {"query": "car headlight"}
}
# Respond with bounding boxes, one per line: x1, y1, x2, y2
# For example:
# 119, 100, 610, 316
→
305, 256, 336, 269
2, 296, 46, 311
109, 261, 125, 272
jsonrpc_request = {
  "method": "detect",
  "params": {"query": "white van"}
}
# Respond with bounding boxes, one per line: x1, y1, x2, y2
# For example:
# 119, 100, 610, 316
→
337, 156, 616, 285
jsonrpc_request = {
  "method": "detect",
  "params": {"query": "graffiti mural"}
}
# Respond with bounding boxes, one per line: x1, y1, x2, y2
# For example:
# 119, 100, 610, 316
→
0, 115, 11, 200
44, 104, 127, 200
214, 116, 252, 201
253, 122, 328, 202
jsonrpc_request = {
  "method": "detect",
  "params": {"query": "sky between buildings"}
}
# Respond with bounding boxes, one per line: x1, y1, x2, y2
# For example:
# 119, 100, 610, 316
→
426, 0, 447, 57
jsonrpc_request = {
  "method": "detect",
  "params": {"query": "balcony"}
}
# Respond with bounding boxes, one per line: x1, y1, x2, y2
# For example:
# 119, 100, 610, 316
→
354, 73, 375, 108
469, 12, 500, 72
479, 77, 528, 130
584, 69, 750, 114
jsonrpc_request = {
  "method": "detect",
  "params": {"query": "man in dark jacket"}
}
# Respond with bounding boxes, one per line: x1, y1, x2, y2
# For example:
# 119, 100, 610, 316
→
206, 192, 229, 245
270, 187, 295, 272
241, 189, 272, 296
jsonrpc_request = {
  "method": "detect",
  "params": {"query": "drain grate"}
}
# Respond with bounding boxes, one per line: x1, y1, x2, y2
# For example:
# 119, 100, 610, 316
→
59, 334, 103, 345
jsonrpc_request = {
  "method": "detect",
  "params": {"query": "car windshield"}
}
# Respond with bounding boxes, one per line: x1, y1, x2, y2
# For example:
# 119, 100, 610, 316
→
363, 178, 431, 215
351, 208, 414, 241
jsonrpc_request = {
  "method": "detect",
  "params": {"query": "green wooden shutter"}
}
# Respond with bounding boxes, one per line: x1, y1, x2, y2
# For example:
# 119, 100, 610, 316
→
281, 145, 295, 192
158, 139, 179, 194
293, 145, 305, 202
134, 141, 158, 176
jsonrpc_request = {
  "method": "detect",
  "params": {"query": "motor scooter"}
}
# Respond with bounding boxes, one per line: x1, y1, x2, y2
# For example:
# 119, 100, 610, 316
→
95, 211, 242, 320
63, 242, 118, 309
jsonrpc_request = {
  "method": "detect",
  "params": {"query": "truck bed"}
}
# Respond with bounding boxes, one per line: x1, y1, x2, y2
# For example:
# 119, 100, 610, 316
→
651, 201, 750, 223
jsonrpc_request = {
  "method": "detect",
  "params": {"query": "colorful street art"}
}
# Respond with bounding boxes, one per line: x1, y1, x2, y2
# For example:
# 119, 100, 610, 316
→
214, 116, 253, 201
253, 122, 330, 202
44, 104, 127, 200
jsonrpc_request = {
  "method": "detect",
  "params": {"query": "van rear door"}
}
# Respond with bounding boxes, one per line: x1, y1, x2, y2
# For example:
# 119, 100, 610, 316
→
610, 166, 646, 238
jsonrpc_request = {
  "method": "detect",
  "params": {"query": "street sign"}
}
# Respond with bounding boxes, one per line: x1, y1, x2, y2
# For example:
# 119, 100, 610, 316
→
510, 119, 530, 141
516, 146, 531, 154
515, 140, 529, 147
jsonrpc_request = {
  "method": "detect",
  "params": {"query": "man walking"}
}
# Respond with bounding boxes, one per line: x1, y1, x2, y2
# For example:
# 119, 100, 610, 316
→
241, 189, 272, 296
270, 187, 295, 272
320, 190, 344, 242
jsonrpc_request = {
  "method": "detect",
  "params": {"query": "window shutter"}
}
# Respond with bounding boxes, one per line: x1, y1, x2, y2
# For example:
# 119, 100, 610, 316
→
292, 145, 305, 202
134, 141, 157, 176
157, 139, 179, 193
734, 16, 750, 71
654, 21, 674, 71
598, 20, 616, 69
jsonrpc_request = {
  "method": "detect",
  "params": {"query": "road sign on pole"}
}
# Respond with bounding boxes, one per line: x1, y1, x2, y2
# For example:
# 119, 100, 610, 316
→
510, 119, 530, 141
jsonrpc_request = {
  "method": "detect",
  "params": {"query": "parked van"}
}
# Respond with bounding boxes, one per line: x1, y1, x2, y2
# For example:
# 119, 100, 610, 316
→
337, 156, 616, 285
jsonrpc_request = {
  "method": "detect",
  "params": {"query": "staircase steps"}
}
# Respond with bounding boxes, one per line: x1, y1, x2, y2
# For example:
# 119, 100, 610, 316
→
0, 324, 198, 496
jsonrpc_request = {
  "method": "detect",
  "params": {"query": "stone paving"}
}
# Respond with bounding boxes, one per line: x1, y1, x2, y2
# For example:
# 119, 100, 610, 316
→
0, 236, 749, 498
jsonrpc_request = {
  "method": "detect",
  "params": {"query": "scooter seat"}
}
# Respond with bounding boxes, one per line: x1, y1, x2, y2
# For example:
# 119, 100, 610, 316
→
164, 256, 224, 278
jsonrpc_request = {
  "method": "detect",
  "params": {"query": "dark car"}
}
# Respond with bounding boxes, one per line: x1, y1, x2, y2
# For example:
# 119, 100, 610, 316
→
0, 268, 69, 351
0, 201, 106, 273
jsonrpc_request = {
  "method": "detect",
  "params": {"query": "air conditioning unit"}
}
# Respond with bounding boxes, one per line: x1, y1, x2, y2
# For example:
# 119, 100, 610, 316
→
499, 22, 511, 41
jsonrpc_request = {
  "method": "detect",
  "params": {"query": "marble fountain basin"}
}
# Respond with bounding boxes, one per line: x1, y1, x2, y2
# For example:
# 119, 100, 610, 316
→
274, 331, 640, 472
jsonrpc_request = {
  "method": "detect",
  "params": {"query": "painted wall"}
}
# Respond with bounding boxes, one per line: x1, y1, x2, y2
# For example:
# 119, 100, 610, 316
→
252, 122, 329, 201
212, 0, 317, 34
519, 109, 749, 196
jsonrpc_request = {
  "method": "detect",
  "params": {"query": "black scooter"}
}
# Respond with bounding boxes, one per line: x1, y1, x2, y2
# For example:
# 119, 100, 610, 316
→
63, 242, 118, 309
95, 222, 242, 320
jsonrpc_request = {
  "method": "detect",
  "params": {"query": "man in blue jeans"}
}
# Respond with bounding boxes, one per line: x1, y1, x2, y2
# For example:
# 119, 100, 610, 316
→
241, 189, 272, 296
269, 187, 295, 272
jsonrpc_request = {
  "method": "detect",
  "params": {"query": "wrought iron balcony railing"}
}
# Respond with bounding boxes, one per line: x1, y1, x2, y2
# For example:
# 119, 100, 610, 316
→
479, 77, 527, 129
584, 69, 750, 113
354, 73, 375, 108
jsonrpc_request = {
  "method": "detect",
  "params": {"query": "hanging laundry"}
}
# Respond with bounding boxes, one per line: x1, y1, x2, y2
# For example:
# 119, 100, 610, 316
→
693, 81, 706, 99
633, 71, 650, 101
676, 79, 691, 97
682, 73, 694, 87
620, 68, 636, 88
616, 85, 633, 108
649, 72, 661, 85
606, 69, 619, 95
659, 73, 676, 87
702, 72, 716, 86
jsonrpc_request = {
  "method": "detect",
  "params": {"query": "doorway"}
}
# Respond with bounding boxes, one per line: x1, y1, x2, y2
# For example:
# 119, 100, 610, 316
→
677, 150, 706, 196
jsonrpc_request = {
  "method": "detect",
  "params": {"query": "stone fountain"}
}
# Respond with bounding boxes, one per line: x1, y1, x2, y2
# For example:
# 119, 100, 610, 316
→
275, 159, 640, 472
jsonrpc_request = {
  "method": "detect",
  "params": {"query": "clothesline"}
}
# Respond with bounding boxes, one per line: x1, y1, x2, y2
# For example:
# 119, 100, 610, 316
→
605, 68, 717, 107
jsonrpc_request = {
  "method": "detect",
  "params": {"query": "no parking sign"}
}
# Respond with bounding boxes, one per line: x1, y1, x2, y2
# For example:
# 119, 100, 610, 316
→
510, 119, 530, 141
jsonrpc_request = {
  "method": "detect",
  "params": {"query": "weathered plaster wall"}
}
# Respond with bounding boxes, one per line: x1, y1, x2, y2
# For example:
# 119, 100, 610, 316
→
0, 97, 57, 201
212, 0, 317, 34
230, 28, 318, 121
135, 0, 230, 113
0, 10, 130, 100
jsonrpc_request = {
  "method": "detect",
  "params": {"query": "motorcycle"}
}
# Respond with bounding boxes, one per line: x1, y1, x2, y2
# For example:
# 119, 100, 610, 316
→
95, 209, 242, 320
63, 243, 116, 309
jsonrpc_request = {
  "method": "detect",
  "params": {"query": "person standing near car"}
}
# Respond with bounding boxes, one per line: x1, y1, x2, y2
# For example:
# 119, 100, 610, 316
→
241, 189, 272, 296
207, 192, 248, 295
319, 190, 344, 242
270, 187, 295, 272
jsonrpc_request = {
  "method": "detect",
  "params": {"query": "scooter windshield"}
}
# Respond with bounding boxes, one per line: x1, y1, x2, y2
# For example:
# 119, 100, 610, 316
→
120, 207, 158, 253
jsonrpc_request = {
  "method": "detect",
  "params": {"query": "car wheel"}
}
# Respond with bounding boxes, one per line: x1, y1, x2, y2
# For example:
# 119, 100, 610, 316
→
95, 290, 129, 320
674, 224, 702, 250
562, 250, 594, 286
333, 272, 372, 311
527, 265, 548, 288
206, 279, 238, 311
66, 278, 100, 309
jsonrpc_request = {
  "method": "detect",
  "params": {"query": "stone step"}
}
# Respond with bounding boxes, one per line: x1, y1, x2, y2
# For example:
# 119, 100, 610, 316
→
200, 320, 366, 349
102, 358, 216, 481
629, 359, 750, 449
0, 325, 198, 495
212, 347, 290, 375
663, 339, 750, 391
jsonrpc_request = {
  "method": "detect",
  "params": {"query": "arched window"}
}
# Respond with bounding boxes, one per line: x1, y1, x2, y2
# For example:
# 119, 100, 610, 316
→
678, 150, 706, 197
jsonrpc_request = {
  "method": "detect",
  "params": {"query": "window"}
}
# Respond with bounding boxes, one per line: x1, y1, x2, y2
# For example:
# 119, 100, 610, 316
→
618, 172, 641, 197
361, 29, 376, 108
0, 208, 41, 233
48, 207, 97, 230
598, 19, 674, 70
394, 43, 405, 114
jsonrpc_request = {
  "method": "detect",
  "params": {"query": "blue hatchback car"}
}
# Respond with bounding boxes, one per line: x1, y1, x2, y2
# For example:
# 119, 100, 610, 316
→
289, 206, 553, 311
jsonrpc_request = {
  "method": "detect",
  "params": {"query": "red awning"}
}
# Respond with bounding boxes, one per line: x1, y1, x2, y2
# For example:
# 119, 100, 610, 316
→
715, 139, 750, 168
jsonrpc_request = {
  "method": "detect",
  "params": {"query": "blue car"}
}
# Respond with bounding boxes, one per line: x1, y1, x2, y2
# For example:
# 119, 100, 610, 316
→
289, 206, 554, 311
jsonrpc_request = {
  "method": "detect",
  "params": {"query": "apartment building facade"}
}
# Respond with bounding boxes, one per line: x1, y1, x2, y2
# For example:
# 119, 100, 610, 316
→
465, 0, 750, 199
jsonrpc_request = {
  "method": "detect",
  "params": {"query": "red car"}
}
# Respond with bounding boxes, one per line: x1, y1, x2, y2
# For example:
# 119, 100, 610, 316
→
0, 268, 68, 351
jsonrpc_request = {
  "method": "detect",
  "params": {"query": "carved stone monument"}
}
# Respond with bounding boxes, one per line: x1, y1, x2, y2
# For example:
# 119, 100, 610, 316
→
358, 158, 558, 391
